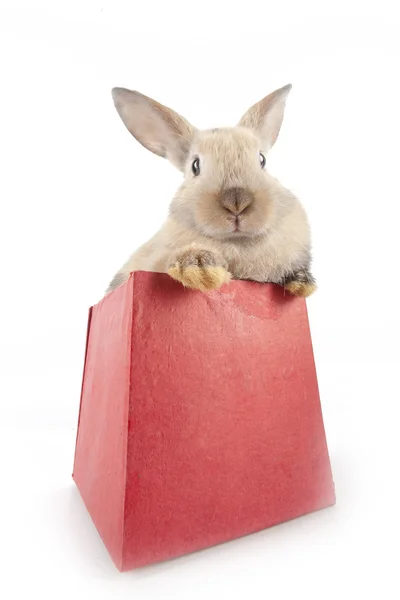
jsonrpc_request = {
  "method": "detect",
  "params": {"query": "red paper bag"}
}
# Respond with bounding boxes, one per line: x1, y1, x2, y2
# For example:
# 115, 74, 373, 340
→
73, 271, 335, 571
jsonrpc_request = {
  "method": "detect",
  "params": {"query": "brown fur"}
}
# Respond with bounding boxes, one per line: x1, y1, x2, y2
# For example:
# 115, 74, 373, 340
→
168, 265, 231, 291
167, 247, 231, 291
284, 281, 317, 298
107, 85, 316, 297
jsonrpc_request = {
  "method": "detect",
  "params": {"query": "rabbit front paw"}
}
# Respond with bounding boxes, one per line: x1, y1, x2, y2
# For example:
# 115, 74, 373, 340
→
168, 248, 231, 291
283, 268, 317, 298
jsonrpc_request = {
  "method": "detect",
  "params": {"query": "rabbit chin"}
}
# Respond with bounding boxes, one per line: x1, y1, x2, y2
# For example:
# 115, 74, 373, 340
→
196, 220, 270, 241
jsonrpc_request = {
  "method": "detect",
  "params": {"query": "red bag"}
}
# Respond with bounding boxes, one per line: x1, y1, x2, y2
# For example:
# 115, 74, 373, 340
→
73, 271, 335, 571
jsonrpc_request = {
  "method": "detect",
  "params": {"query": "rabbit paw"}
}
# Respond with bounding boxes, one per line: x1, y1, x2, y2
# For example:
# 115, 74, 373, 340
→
283, 268, 317, 298
168, 248, 231, 291
284, 280, 317, 297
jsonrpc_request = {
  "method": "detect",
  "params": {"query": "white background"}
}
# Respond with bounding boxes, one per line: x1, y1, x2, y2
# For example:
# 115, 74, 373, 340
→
1, 1, 399, 598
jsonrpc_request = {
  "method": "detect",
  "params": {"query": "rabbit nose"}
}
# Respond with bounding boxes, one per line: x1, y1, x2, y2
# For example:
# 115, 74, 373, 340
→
220, 187, 253, 215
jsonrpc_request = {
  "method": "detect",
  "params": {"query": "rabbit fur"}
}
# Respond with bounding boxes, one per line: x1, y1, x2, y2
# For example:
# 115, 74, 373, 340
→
107, 85, 316, 297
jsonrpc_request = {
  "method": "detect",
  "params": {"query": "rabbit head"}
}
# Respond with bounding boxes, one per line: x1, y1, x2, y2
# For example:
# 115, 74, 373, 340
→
112, 84, 292, 240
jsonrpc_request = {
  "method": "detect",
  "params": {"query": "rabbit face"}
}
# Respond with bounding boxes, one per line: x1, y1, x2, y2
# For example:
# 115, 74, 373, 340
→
111, 84, 292, 240
170, 127, 276, 240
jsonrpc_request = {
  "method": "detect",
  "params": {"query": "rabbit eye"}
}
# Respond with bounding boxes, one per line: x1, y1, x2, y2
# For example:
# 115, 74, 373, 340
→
192, 158, 200, 176
259, 152, 266, 169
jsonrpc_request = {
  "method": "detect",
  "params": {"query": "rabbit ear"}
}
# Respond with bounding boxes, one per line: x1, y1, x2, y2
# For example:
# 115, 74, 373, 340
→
238, 84, 292, 150
112, 88, 196, 170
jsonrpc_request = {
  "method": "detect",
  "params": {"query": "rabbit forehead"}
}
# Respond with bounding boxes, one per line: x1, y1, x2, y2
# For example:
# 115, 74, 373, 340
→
189, 127, 263, 187
194, 127, 260, 159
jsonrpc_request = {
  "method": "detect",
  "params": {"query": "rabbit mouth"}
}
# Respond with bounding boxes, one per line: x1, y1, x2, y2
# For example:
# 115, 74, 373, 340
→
226, 214, 241, 230
231, 215, 244, 233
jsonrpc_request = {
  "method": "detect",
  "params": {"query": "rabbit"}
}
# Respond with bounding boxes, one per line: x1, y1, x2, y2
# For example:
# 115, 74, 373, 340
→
107, 84, 316, 298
